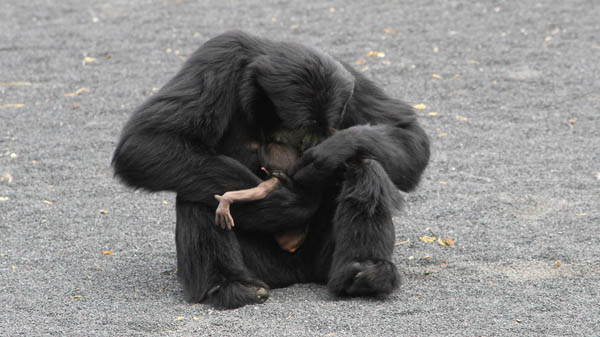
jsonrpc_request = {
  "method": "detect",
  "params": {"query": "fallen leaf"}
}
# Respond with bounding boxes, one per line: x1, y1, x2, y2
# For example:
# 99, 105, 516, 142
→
515, 318, 522, 323
0, 196, 9, 201
456, 115, 468, 121
73, 104, 79, 109
1, 172, 13, 184
360, 66, 369, 72
64, 88, 89, 97
433, 46, 439, 53
100, 209, 108, 214
439, 180, 447, 184
193, 316, 199, 321
443, 238, 455, 247
438, 133, 447, 137
436, 237, 447, 246
0, 104, 25, 108
432, 74, 442, 79
176, 316, 184, 321
43, 200, 53, 205
382, 28, 394, 34
427, 111, 438, 116
329, 7, 335, 13
101, 249, 114, 256
10, 153, 18, 159
324, 333, 336, 337
271, 17, 277, 22
355, 60, 366, 65
162, 200, 169, 205
382, 60, 391, 65
554, 260, 561, 267
419, 236, 436, 243
568, 119, 576, 127
575, 212, 588, 216
72, 295, 82, 299
83, 56, 96, 64
413, 103, 427, 110
366, 51, 385, 58
0, 82, 32, 86
395, 239, 410, 246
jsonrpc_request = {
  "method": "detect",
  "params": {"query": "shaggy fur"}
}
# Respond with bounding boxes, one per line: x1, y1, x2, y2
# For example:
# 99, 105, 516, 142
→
112, 30, 430, 309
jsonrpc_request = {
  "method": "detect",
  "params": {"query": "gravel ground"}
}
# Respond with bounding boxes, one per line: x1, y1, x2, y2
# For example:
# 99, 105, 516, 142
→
1, 0, 599, 336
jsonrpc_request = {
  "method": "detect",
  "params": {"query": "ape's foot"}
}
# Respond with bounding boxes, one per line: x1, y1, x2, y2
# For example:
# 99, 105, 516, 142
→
328, 259, 400, 297
205, 281, 270, 309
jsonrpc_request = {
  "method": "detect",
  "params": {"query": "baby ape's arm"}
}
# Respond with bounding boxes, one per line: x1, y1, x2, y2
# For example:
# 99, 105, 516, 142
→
214, 178, 280, 230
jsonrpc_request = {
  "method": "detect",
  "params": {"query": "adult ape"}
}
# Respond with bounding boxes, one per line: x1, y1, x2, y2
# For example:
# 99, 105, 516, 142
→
112, 30, 430, 309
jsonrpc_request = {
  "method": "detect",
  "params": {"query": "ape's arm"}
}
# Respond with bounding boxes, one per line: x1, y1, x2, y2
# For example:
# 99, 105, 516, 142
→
292, 68, 430, 192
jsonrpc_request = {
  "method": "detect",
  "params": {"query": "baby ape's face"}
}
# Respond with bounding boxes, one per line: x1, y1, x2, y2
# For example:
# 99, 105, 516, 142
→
269, 125, 329, 152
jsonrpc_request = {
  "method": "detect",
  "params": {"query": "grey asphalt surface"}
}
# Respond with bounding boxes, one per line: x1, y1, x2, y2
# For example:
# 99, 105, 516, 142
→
1, 0, 599, 336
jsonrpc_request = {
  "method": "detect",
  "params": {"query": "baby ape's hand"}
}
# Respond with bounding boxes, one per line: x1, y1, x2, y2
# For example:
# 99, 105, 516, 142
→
214, 195, 235, 230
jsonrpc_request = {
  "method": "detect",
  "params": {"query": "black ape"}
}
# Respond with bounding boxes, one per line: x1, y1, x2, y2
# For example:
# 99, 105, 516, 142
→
112, 31, 430, 309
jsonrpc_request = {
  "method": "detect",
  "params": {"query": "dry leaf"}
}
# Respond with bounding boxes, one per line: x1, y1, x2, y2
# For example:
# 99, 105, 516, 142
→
73, 104, 79, 109
395, 239, 410, 246
436, 237, 447, 246
64, 88, 89, 97
329, 7, 335, 12
10, 153, 18, 159
72, 295, 82, 299
427, 112, 438, 116
419, 236, 436, 243
568, 119, 576, 127
554, 260, 561, 267
101, 249, 114, 255
43, 200, 54, 205
100, 209, 108, 214
443, 237, 455, 247
83, 56, 97, 64
176, 316, 184, 321
456, 115, 468, 121
0, 104, 25, 108
432, 74, 442, 79
1, 172, 13, 184
413, 103, 427, 110
438, 133, 447, 137
162, 200, 169, 205
439, 180, 447, 184
433, 46, 439, 53
193, 316, 199, 321
0, 196, 9, 202
383, 28, 393, 34
355, 60, 366, 65
382, 60, 391, 65
0, 82, 32, 86
366, 51, 385, 58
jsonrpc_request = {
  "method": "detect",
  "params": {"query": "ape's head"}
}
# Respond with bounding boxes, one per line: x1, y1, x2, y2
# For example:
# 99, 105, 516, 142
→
244, 46, 354, 140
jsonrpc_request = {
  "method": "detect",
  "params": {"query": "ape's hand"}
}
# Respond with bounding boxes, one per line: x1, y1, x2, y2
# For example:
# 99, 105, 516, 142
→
270, 171, 295, 191
214, 195, 235, 230
291, 130, 357, 187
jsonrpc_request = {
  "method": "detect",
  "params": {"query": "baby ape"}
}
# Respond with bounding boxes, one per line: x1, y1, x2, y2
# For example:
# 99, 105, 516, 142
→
112, 30, 430, 309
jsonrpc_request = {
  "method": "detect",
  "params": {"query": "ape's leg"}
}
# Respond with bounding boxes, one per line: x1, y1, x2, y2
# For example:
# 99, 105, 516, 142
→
327, 159, 401, 296
175, 197, 269, 309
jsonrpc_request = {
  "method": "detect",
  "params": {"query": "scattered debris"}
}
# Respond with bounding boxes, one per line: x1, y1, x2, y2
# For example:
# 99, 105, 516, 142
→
64, 88, 89, 97
413, 103, 427, 110
101, 249, 114, 256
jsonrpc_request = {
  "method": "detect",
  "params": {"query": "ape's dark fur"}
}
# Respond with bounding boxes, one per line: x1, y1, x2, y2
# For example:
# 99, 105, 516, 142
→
112, 31, 430, 309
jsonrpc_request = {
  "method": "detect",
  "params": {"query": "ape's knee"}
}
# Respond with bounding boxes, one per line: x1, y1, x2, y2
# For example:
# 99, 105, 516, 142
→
339, 159, 402, 215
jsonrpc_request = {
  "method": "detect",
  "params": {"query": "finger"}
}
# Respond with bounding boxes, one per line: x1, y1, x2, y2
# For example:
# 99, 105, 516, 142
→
214, 195, 221, 201
218, 215, 226, 230
228, 214, 235, 229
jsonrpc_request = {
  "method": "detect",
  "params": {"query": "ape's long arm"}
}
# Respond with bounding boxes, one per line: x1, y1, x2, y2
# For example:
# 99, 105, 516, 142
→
293, 68, 430, 192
